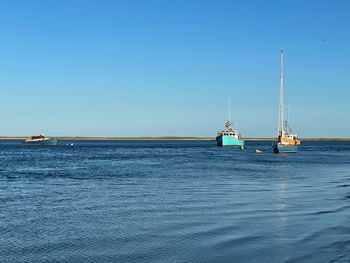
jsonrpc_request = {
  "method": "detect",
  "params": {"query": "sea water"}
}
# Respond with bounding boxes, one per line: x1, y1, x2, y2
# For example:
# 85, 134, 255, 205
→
0, 140, 349, 262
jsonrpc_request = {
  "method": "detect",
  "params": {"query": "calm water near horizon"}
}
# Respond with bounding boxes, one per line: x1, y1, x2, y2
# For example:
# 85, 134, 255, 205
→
0, 140, 349, 262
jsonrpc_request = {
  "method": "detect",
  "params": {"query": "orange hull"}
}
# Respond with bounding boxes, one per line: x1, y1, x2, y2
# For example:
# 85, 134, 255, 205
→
279, 138, 300, 146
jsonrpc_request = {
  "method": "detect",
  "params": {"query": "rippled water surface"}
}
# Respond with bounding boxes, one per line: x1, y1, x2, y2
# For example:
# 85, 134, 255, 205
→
0, 140, 350, 262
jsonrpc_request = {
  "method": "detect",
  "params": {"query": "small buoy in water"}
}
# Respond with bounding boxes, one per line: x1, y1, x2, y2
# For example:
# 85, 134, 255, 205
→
255, 149, 262, 153
67, 143, 74, 146
240, 145, 244, 150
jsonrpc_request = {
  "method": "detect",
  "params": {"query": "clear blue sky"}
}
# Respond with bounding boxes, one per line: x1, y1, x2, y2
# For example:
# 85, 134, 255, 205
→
0, 0, 349, 137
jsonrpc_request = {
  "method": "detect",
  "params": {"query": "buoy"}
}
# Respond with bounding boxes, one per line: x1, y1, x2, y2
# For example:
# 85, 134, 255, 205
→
255, 149, 262, 153
240, 145, 244, 150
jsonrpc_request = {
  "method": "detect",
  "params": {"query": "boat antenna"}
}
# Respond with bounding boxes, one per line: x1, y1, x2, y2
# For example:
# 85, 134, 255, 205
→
228, 96, 231, 122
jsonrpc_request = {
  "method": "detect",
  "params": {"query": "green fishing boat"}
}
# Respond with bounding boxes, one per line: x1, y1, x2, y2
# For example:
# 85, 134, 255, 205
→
216, 98, 244, 148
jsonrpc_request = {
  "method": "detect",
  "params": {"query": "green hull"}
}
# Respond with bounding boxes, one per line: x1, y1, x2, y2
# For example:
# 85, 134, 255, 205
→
216, 135, 244, 146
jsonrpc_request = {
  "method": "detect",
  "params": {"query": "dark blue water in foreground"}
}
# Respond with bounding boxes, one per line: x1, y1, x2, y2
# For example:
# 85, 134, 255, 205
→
0, 140, 350, 263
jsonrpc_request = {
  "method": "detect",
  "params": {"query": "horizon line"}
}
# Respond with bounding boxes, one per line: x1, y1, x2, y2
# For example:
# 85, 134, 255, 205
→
0, 136, 349, 141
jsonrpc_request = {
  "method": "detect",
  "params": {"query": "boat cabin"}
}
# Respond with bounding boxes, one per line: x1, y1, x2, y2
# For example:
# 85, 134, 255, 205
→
219, 130, 242, 140
30, 134, 45, 140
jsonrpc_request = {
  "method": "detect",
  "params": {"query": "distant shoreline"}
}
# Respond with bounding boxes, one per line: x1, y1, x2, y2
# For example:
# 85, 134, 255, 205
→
0, 136, 349, 141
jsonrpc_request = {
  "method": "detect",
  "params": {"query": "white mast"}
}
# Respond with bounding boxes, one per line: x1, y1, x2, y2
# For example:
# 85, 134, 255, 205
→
287, 104, 290, 128
278, 50, 284, 136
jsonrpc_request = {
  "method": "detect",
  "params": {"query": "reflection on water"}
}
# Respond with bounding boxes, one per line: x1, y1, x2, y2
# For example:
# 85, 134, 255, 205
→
0, 140, 349, 262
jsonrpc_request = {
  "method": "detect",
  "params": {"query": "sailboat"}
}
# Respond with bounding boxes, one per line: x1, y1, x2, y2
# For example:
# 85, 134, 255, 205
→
216, 97, 244, 148
273, 51, 300, 153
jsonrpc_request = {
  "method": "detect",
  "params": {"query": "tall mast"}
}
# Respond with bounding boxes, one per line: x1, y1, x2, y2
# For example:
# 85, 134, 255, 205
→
279, 50, 284, 135
287, 105, 290, 128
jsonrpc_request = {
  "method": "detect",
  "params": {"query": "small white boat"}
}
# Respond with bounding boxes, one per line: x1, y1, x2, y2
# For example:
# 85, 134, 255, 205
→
22, 133, 58, 146
255, 149, 262, 153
